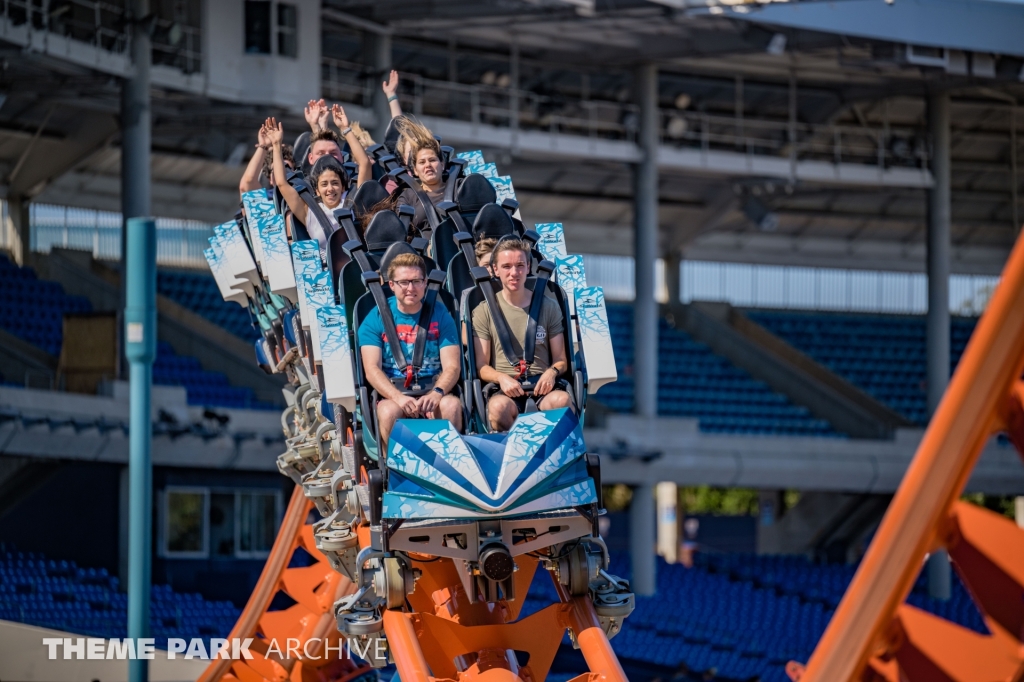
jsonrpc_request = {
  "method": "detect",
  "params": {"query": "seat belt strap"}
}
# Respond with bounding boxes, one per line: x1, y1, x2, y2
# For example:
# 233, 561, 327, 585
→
444, 159, 466, 203
523, 261, 555, 367
410, 270, 445, 386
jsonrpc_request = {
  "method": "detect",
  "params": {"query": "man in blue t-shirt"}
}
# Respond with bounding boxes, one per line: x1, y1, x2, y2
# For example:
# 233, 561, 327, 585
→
358, 252, 462, 451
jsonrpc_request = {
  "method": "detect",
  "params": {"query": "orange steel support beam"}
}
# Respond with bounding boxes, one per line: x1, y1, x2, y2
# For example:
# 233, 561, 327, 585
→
798, 223, 1024, 679
383, 609, 434, 682
555, 580, 629, 682
199, 487, 369, 682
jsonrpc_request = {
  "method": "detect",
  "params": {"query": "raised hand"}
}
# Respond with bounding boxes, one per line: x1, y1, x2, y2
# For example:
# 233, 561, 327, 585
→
315, 99, 329, 131
331, 103, 350, 130
256, 125, 270, 149
382, 69, 399, 97
303, 100, 321, 132
264, 117, 284, 146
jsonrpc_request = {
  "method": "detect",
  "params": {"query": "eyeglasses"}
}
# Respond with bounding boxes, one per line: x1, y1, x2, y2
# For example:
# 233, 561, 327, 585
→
391, 279, 426, 289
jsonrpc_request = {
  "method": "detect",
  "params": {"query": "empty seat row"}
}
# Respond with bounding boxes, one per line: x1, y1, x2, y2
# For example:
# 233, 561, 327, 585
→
599, 305, 841, 437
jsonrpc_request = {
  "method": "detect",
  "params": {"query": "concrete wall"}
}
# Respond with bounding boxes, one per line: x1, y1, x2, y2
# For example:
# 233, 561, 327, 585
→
202, 0, 321, 109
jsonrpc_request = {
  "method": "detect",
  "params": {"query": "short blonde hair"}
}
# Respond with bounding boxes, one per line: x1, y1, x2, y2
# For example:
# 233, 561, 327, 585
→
492, 238, 530, 263
386, 252, 426, 281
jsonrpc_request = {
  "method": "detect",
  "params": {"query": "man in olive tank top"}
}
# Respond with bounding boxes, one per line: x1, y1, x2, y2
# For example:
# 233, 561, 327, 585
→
471, 239, 572, 432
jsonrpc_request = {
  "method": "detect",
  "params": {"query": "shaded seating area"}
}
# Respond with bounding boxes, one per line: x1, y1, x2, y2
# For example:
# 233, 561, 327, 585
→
598, 305, 839, 437
748, 310, 976, 426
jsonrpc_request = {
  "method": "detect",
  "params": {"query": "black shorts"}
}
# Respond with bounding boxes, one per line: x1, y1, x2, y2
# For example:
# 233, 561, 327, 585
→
483, 377, 568, 413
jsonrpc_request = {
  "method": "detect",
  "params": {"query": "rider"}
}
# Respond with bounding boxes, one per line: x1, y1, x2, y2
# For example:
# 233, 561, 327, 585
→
394, 116, 444, 235
265, 109, 371, 258
238, 126, 293, 196
358, 253, 463, 451
471, 238, 571, 432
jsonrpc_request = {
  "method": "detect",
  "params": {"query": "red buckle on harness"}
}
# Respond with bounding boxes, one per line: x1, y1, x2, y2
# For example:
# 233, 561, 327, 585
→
404, 365, 415, 389
516, 360, 528, 380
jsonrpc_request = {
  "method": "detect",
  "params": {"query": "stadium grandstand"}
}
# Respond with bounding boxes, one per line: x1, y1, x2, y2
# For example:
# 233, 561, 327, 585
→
1, 1, 1023, 681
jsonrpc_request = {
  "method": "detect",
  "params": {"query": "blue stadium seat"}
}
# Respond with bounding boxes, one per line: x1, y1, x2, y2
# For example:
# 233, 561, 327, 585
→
747, 311, 976, 426
157, 270, 257, 342
598, 305, 841, 436
0, 542, 240, 646
520, 548, 984, 681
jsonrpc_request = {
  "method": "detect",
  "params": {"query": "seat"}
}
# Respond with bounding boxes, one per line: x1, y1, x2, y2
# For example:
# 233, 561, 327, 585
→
348, 179, 389, 233
454, 174, 496, 227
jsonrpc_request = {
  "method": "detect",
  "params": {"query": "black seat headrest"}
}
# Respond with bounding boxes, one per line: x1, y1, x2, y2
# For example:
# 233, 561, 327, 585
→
310, 155, 347, 185
293, 131, 311, 164
456, 174, 496, 214
472, 203, 516, 240
350, 181, 389, 225
379, 242, 417, 281
383, 118, 401, 155
364, 210, 408, 251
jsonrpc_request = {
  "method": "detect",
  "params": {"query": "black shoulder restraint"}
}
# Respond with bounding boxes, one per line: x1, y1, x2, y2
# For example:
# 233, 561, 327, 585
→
446, 221, 554, 381
383, 164, 441, 239
443, 158, 466, 203
335, 207, 443, 393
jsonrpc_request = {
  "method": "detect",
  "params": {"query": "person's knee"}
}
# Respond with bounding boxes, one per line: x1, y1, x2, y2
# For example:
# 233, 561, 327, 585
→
542, 390, 571, 410
377, 399, 402, 426
439, 395, 462, 423
488, 395, 517, 426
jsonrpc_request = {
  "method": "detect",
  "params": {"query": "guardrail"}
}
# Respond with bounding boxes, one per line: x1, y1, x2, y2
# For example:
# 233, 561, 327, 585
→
321, 58, 927, 171
0, 0, 202, 74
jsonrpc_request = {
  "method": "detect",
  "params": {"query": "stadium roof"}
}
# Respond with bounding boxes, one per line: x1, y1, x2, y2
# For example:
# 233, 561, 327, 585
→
0, 0, 1020, 274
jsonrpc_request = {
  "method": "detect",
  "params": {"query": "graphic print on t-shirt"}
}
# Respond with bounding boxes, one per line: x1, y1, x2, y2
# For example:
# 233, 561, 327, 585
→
378, 321, 442, 380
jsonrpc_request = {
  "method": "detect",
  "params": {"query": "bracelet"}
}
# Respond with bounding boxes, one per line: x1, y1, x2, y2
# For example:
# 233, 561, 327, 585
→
387, 94, 398, 102
432, 386, 445, 396
341, 127, 353, 137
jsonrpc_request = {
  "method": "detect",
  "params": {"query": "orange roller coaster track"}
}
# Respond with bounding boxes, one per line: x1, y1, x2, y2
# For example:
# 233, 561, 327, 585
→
791, 224, 1024, 680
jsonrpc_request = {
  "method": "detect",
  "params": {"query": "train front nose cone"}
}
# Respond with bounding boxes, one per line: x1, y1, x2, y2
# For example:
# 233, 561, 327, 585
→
480, 544, 514, 582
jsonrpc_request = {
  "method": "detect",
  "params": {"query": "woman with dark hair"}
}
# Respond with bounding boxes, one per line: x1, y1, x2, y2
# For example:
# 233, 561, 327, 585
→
264, 114, 368, 257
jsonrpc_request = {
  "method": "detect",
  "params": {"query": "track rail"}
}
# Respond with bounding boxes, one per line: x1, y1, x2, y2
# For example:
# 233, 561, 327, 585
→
199, 487, 370, 682
791, 228, 1024, 680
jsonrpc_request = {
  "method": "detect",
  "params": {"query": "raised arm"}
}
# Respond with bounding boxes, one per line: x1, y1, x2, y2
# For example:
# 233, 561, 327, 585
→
264, 118, 308, 225
382, 70, 403, 119
239, 128, 268, 195
304, 99, 328, 133
332, 103, 372, 187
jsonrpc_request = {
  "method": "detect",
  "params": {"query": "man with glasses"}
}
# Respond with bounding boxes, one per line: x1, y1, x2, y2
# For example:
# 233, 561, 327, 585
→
358, 253, 462, 451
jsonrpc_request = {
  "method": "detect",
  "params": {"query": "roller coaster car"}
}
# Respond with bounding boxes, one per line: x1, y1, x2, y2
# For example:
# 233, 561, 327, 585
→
217, 151, 631, 677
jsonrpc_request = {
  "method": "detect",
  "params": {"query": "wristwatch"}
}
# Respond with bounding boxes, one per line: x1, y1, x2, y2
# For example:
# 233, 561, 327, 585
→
432, 386, 445, 396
